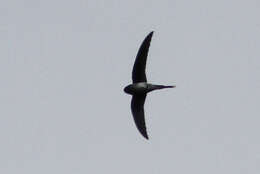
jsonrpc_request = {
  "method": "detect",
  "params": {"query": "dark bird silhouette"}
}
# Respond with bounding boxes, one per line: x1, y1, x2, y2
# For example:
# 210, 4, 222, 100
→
124, 31, 175, 139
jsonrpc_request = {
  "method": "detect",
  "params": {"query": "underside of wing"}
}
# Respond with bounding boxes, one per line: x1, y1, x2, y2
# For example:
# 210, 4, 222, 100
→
131, 94, 148, 139
132, 31, 154, 83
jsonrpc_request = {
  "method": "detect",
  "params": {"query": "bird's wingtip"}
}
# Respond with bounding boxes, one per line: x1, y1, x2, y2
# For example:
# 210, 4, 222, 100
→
143, 134, 149, 140
142, 131, 149, 140
139, 130, 149, 140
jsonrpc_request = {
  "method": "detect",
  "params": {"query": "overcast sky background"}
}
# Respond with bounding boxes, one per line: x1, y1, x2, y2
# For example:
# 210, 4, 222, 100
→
1, 0, 260, 173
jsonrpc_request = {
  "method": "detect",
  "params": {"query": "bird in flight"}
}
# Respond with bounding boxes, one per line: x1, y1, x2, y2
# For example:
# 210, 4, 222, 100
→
124, 31, 175, 139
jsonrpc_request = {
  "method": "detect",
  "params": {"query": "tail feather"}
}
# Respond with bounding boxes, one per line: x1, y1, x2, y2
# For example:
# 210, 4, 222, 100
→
162, 85, 175, 88
151, 85, 176, 91
147, 84, 176, 92
156, 85, 176, 89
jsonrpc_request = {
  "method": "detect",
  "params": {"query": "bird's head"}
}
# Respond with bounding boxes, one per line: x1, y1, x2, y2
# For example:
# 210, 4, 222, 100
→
124, 85, 133, 95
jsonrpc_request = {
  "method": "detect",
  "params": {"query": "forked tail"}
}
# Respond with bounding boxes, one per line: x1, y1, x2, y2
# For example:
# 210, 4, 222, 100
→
148, 84, 176, 92
155, 85, 176, 89
162, 85, 175, 88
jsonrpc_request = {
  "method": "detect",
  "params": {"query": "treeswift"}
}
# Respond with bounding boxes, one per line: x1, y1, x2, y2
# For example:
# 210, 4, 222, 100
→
124, 31, 175, 139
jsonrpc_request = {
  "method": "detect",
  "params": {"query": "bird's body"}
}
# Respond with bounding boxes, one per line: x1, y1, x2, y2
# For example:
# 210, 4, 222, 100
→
124, 31, 175, 139
124, 82, 174, 95
124, 82, 148, 95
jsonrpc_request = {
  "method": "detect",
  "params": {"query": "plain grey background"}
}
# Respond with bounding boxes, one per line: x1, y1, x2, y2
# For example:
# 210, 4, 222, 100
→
1, 0, 260, 173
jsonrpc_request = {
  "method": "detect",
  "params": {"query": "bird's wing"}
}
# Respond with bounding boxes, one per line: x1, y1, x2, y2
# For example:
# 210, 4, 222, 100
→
131, 94, 148, 139
132, 31, 154, 83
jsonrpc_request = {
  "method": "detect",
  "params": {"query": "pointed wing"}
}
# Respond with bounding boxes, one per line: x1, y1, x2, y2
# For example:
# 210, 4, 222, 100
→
131, 94, 148, 139
132, 31, 154, 83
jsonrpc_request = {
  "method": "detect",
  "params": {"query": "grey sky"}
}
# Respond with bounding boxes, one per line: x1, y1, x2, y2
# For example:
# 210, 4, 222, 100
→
1, 0, 260, 173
